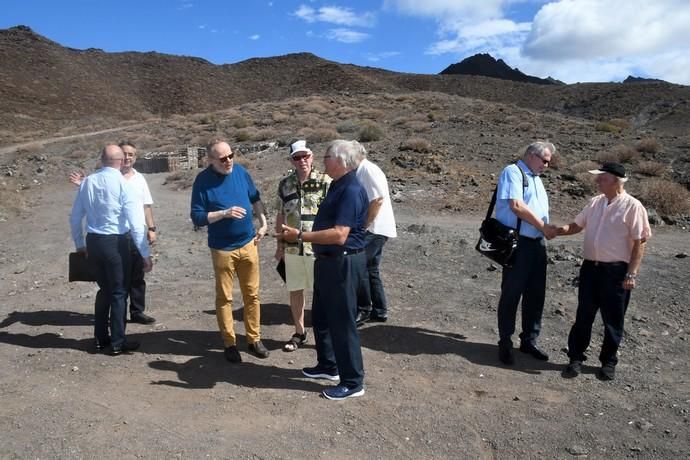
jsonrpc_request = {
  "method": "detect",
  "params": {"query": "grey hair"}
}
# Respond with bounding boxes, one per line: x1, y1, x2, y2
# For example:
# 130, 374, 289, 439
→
326, 139, 360, 169
524, 141, 556, 159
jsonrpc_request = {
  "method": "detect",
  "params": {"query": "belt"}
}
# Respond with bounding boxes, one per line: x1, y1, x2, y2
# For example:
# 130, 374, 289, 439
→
584, 260, 627, 267
315, 248, 365, 259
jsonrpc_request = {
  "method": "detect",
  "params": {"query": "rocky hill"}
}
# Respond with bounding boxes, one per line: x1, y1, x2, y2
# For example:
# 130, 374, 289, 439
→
1, 25, 689, 142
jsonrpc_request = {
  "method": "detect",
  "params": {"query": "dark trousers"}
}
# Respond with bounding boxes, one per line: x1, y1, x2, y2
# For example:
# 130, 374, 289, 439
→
128, 237, 146, 316
568, 260, 631, 366
497, 236, 547, 347
312, 252, 366, 388
87, 233, 131, 348
357, 232, 389, 317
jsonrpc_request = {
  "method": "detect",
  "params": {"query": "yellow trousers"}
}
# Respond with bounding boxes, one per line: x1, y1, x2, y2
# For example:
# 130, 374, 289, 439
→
210, 240, 261, 347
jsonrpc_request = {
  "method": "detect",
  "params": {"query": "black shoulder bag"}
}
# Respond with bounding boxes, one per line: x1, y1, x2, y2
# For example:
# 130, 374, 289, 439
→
475, 164, 528, 267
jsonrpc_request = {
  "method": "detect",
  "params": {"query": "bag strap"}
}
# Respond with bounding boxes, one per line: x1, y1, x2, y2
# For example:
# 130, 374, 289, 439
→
485, 163, 529, 233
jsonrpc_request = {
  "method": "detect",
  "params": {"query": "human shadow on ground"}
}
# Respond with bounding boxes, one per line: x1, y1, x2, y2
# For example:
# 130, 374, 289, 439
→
358, 324, 564, 374
0, 310, 93, 328
0, 325, 284, 356
149, 354, 324, 391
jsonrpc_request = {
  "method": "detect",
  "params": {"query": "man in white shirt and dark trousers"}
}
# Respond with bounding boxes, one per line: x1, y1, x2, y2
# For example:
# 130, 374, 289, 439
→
70, 144, 153, 355
353, 141, 397, 326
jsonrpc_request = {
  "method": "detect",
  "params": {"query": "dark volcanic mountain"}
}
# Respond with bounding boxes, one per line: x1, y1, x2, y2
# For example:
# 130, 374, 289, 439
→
440, 53, 559, 85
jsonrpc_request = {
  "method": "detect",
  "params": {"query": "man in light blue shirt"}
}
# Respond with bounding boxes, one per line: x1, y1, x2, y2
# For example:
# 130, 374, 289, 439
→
495, 141, 557, 365
70, 144, 152, 355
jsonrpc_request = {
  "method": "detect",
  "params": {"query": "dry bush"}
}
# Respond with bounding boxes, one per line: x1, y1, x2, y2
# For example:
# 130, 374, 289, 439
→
635, 161, 667, 176
304, 101, 330, 115
516, 122, 535, 132
253, 128, 278, 141
306, 128, 339, 143
549, 154, 565, 170
404, 121, 431, 132
571, 160, 600, 173
271, 112, 289, 123
636, 137, 660, 153
596, 149, 621, 163
594, 122, 621, 133
358, 121, 385, 142
638, 179, 690, 216
229, 116, 251, 129
608, 118, 631, 130
361, 109, 385, 120
400, 138, 431, 153
336, 119, 359, 134
611, 144, 640, 163
392, 113, 426, 125
235, 128, 257, 142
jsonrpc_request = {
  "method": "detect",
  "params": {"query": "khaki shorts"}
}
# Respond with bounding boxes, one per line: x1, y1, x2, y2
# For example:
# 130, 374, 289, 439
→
285, 253, 314, 292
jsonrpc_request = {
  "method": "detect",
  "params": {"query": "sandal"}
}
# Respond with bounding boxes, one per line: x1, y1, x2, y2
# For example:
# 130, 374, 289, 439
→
283, 332, 307, 352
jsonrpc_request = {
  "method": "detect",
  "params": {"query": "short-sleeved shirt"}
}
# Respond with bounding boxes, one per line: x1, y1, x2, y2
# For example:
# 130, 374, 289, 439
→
574, 191, 651, 263
312, 170, 368, 255
190, 164, 261, 250
356, 159, 397, 238
124, 169, 153, 232
495, 160, 550, 238
277, 168, 331, 256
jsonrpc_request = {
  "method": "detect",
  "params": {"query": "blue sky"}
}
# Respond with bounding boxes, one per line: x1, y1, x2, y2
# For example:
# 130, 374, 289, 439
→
2, 0, 689, 84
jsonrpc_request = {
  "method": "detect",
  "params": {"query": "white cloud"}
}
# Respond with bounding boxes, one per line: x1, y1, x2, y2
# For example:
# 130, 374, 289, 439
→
249, 34, 260, 40
523, 0, 690, 60
198, 25, 206, 29
384, 0, 503, 21
366, 51, 402, 62
325, 28, 370, 44
294, 5, 376, 27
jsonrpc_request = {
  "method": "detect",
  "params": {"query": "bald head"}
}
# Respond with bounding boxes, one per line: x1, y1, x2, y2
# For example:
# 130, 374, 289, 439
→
100, 144, 124, 168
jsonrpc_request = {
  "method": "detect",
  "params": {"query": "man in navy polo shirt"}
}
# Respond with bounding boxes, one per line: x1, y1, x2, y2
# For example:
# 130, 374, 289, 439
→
191, 139, 269, 363
280, 139, 368, 400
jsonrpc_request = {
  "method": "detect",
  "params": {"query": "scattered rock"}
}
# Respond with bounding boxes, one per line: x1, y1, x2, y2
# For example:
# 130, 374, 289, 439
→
566, 445, 589, 456
675, 253, 688, 259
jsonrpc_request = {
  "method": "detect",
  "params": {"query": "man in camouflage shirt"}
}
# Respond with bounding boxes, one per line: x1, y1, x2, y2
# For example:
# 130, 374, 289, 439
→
275, 140, 331, 351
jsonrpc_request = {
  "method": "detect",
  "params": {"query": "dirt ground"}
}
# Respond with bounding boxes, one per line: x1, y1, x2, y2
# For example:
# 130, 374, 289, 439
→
1, 166, 689, 459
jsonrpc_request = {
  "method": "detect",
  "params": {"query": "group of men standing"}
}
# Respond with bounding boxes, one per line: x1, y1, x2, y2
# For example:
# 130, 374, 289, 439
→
69, 137, 650, 400
494, 142, 651, 381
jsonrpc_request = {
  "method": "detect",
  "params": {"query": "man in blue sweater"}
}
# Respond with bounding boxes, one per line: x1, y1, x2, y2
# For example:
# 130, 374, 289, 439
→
190, 139, 269, 363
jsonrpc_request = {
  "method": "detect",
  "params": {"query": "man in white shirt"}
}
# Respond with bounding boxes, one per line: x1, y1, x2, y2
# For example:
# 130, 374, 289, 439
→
353, 141, 397, 326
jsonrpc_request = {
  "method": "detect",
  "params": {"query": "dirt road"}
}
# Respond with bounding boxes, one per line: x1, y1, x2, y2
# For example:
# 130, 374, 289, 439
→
1, 172, 688, 459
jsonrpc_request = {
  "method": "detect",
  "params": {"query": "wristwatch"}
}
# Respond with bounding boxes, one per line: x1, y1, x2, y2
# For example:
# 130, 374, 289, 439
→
297, 230, 303, 243
148, 226, 157, 232
625, 273, 636, 280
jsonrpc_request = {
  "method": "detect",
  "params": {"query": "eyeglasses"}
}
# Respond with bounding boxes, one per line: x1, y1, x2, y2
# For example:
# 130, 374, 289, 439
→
216, 153, 234, 163
292, 155, 310, 162
532, 153, 550, 166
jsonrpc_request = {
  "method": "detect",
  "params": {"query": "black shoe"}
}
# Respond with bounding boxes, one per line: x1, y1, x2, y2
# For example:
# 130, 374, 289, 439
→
109, 341, 140, 356
355, 311, 371, 327
498, 345, 514, 365
248, 340, 270, 359
597, 363, 616, 381
96, 338, 111, 351
368, 314, 388, 323
130, 313, 156, 324
519, 343, 549, 361
224, 345, 242, 363
562, 360, 582, 378
302, 365, 339, 381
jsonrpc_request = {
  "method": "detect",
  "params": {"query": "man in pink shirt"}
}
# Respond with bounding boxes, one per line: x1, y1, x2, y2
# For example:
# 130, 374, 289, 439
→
555, 162, 651, 380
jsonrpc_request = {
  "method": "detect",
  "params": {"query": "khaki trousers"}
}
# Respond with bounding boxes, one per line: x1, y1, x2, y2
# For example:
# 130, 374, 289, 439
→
210, 241, 261, 347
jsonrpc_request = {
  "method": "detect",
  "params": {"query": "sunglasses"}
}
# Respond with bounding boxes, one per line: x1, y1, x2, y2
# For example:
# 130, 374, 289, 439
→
532, 153, 549, 166
292, 154, 311, 162
216, 153, 234, 163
